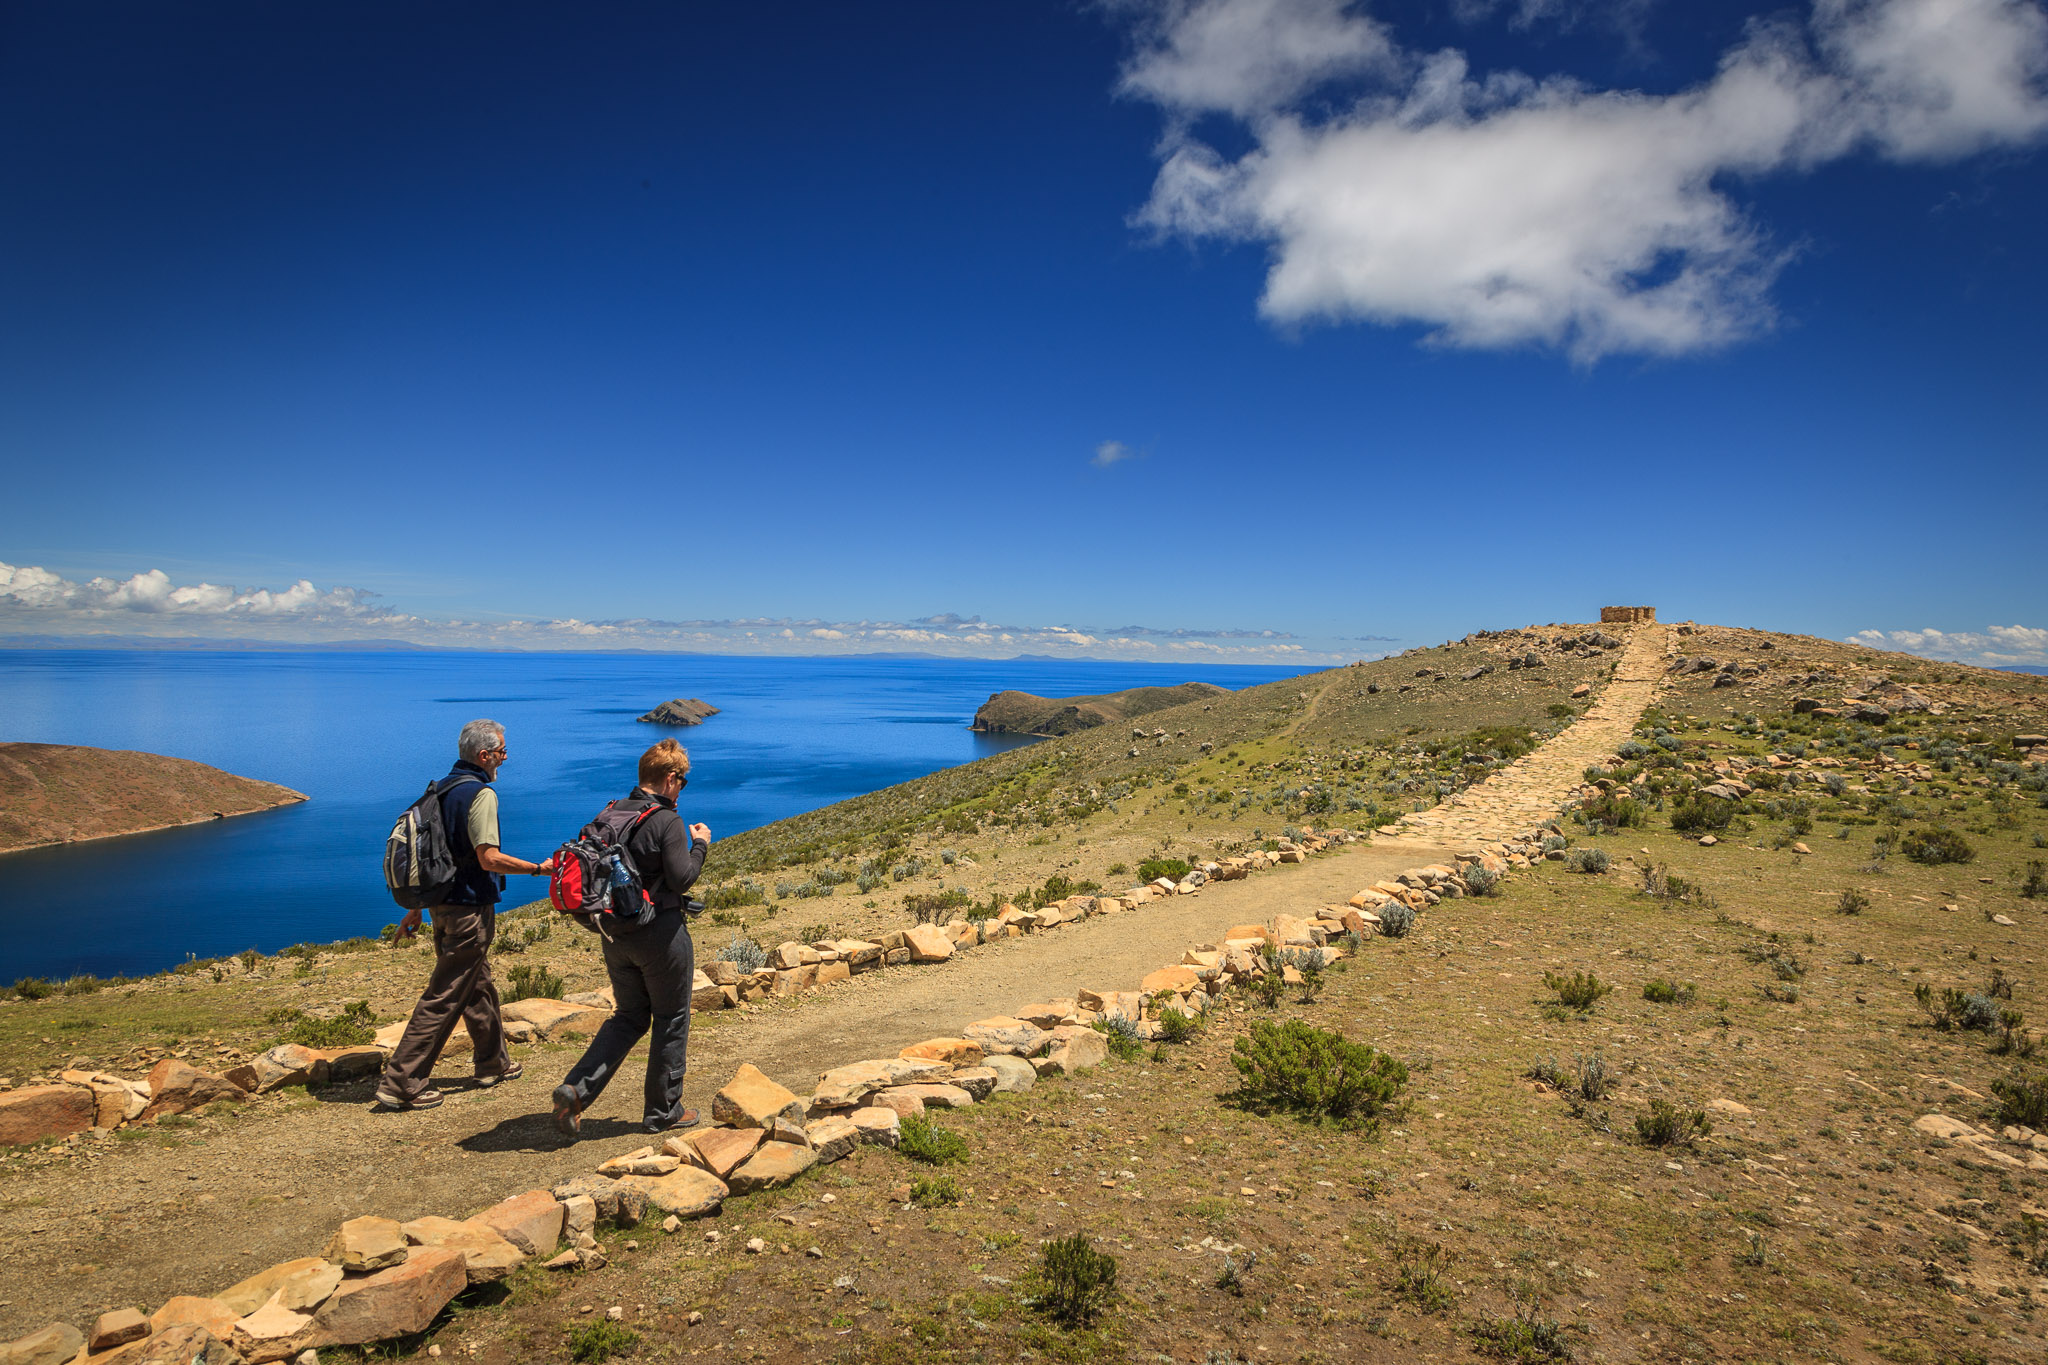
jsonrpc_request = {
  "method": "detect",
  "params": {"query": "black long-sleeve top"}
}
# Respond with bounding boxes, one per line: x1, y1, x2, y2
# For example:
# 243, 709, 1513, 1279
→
619, 787, 707, 913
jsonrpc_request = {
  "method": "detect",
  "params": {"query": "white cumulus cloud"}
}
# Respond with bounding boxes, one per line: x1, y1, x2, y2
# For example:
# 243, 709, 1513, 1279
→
1119, 0, 2048, 360
1092, 439, 1139, 468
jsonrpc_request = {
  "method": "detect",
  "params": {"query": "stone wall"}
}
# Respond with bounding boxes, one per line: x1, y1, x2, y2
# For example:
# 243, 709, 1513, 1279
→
1600, 605, 1656, 623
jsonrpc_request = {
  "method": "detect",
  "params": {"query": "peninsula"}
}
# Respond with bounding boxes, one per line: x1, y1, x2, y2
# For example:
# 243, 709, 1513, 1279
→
0, 743, 307, 855
969, 680, 1229, 737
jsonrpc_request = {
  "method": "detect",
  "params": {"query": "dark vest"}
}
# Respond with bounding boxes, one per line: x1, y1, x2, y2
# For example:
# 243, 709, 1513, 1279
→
437, 760, 503, 907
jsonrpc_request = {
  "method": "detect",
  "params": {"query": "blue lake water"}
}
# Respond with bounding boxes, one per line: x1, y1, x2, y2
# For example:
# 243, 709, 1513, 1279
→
0, 650, 1310, 981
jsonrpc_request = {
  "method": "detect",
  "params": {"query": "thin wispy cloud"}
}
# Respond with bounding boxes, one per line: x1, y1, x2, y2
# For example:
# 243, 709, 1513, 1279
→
1850, 624, 2048, 667
1092, 439, 1140, 468
0, 560, 1359, 663
1117, 0, 2048, 362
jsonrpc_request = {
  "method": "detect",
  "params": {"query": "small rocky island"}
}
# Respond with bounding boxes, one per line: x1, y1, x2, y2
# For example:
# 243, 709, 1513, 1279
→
637, 698, 721, 726
971, 681, 1228, 738
0, 743, 307, 855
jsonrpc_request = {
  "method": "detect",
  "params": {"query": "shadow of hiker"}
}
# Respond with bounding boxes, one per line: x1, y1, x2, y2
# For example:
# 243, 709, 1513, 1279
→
457, 1112, 643, 1154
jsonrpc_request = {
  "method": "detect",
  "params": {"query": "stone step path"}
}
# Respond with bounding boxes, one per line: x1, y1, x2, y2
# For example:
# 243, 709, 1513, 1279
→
1390, 625, 1671, 845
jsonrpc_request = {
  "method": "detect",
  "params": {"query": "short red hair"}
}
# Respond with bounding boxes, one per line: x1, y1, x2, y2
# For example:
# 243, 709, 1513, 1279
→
639, 738, 691, 788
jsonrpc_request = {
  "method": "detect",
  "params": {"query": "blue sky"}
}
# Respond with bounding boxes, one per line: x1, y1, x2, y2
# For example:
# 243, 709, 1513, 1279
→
1, 0, 2043, 667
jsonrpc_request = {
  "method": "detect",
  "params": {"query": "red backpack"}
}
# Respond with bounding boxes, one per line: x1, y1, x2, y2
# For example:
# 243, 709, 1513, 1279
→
549, 800, 661, 930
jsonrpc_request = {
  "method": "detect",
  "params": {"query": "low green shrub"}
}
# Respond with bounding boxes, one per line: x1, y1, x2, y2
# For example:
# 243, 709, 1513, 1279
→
1469, 1302, 1575, 1361
2023, 860, 2046, 899
1914, 983, 2000, 1031
1993, 1073, 2048, 1128
1901, 828, 1974, 865
504, 964, 565, 1003
1579, 794, 1643, 829
1391, 1240, 1455, 1314
1229, 1019, 1408, 1128
272, 1001, 376, 1048
1156, 1007, 1200, 1044
568, 1319, 640, 1363
13, 977, 54, 1001
1642, 978, 1696, 1005
1671, 796, 1734, 834
1137, 858, 1191, 884
1092, 1014, 1145, 1061
1836, 888, 1870, 915
1635, 1099, 1711, 1147
909, 1174, 960, 1206
1378, 901, 1416, 938
1543, 971, 1611, 1012
1028, 1234, 1118, 1327
1564, 848, 1610, 874
1463, 864, 1500, 896
897, 1112, 969, 1165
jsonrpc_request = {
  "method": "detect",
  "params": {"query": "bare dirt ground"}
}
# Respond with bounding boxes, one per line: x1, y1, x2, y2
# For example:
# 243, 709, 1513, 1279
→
0, 837, 1450, 1338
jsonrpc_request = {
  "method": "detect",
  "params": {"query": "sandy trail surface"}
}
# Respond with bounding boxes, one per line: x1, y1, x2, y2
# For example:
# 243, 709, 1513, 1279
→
0, 837, 1453, 1338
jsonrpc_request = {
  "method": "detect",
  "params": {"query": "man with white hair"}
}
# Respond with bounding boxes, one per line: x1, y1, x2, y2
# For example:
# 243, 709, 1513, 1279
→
375, 718, 554, 1111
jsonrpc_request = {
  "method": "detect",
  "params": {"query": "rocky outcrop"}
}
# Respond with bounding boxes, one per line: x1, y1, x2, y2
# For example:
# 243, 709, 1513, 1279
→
637, 698, 720, 725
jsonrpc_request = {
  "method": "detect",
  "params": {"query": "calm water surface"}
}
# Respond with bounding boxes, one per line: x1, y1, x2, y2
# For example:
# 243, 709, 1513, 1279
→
0, 650, 1308, 980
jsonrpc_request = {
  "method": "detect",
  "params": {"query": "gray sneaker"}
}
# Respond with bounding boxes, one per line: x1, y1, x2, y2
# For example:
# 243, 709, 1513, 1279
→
374, 1086, 443, 1111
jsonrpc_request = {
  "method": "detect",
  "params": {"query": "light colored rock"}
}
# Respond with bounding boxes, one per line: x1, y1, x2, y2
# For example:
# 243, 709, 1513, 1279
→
216, 1258, 343, 1317
140, 1060, 248, 1121
398, 1216, 524, 1285
949, 1067, 999, 1101
812, 1059, 945, 1108
548, 1175, 645, 1226
148, 1297, 239, 1342
1912, 1113, 1982, 1140
0, 1322, 84, 1365
229, 1301, 320, 1365
324, 1216, 408, 1272
560, 1194, 597, 1240
1012, 1001, 1075, 1029
1042, 1029, 1108, 1075
981, 1055, 1037, 1093
307, 1046, 384, 1084
806, 1115, 861, 1163
769, 1115, 813, 1148
472, 1189, 565, 1258
728, 1141, 818, 1193
675, 1129, 765, 1178
93, 1323, 241, 1365
961, 1017, 1048, 1057
0, 1084, 96, 1146
814, 960, 851, 986
898, 1038, 983, 1067
849, 1105, 900, 1147
597, 1146, 680, 1177
1705, 1099, 1752, 1116
713, 1063, 806, 1129
903, 924, 953, 962
499, 997, 610, 1039
770, 942, 808, 970
867, 1088, 924, 1118
310, 1246, 466, 1347
880, 1082, 973, 1110
614, 1165, 729, 1218
1140, 966, 1200, 994
89, 1310, 150, 1352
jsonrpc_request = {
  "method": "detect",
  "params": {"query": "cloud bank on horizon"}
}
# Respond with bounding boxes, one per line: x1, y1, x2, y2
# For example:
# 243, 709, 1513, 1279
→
1116, 0, 2048, 361
1850, 624, 2048, 668
0, 561, 1343, 663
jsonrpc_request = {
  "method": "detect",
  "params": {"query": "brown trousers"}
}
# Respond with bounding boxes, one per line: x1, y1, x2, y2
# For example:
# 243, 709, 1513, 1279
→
379, 904, 511, 1098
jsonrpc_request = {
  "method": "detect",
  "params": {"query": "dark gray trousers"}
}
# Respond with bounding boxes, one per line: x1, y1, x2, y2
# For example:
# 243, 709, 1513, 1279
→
559, 911, 694, 1127
380, 904, 511, 1098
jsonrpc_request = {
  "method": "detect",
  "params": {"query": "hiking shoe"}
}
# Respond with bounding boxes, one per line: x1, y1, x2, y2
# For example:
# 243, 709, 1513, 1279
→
475, 1061, 523, 1087
551, 1084, 583, 1140
645, 1108, 700, 1134
374, 1086, 443, 1111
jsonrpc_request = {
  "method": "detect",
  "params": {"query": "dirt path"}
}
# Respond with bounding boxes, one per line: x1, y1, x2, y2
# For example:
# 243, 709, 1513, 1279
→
0, 837, 1452, 1338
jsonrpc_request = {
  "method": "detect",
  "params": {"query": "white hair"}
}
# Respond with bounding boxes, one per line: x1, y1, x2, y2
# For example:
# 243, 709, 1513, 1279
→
458, 718, 505, 762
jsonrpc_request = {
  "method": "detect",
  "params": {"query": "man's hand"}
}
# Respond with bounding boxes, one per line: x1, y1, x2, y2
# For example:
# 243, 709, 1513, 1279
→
534, 856, 555, 876
399, 908, 422, 937
689, 822, 711, 844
